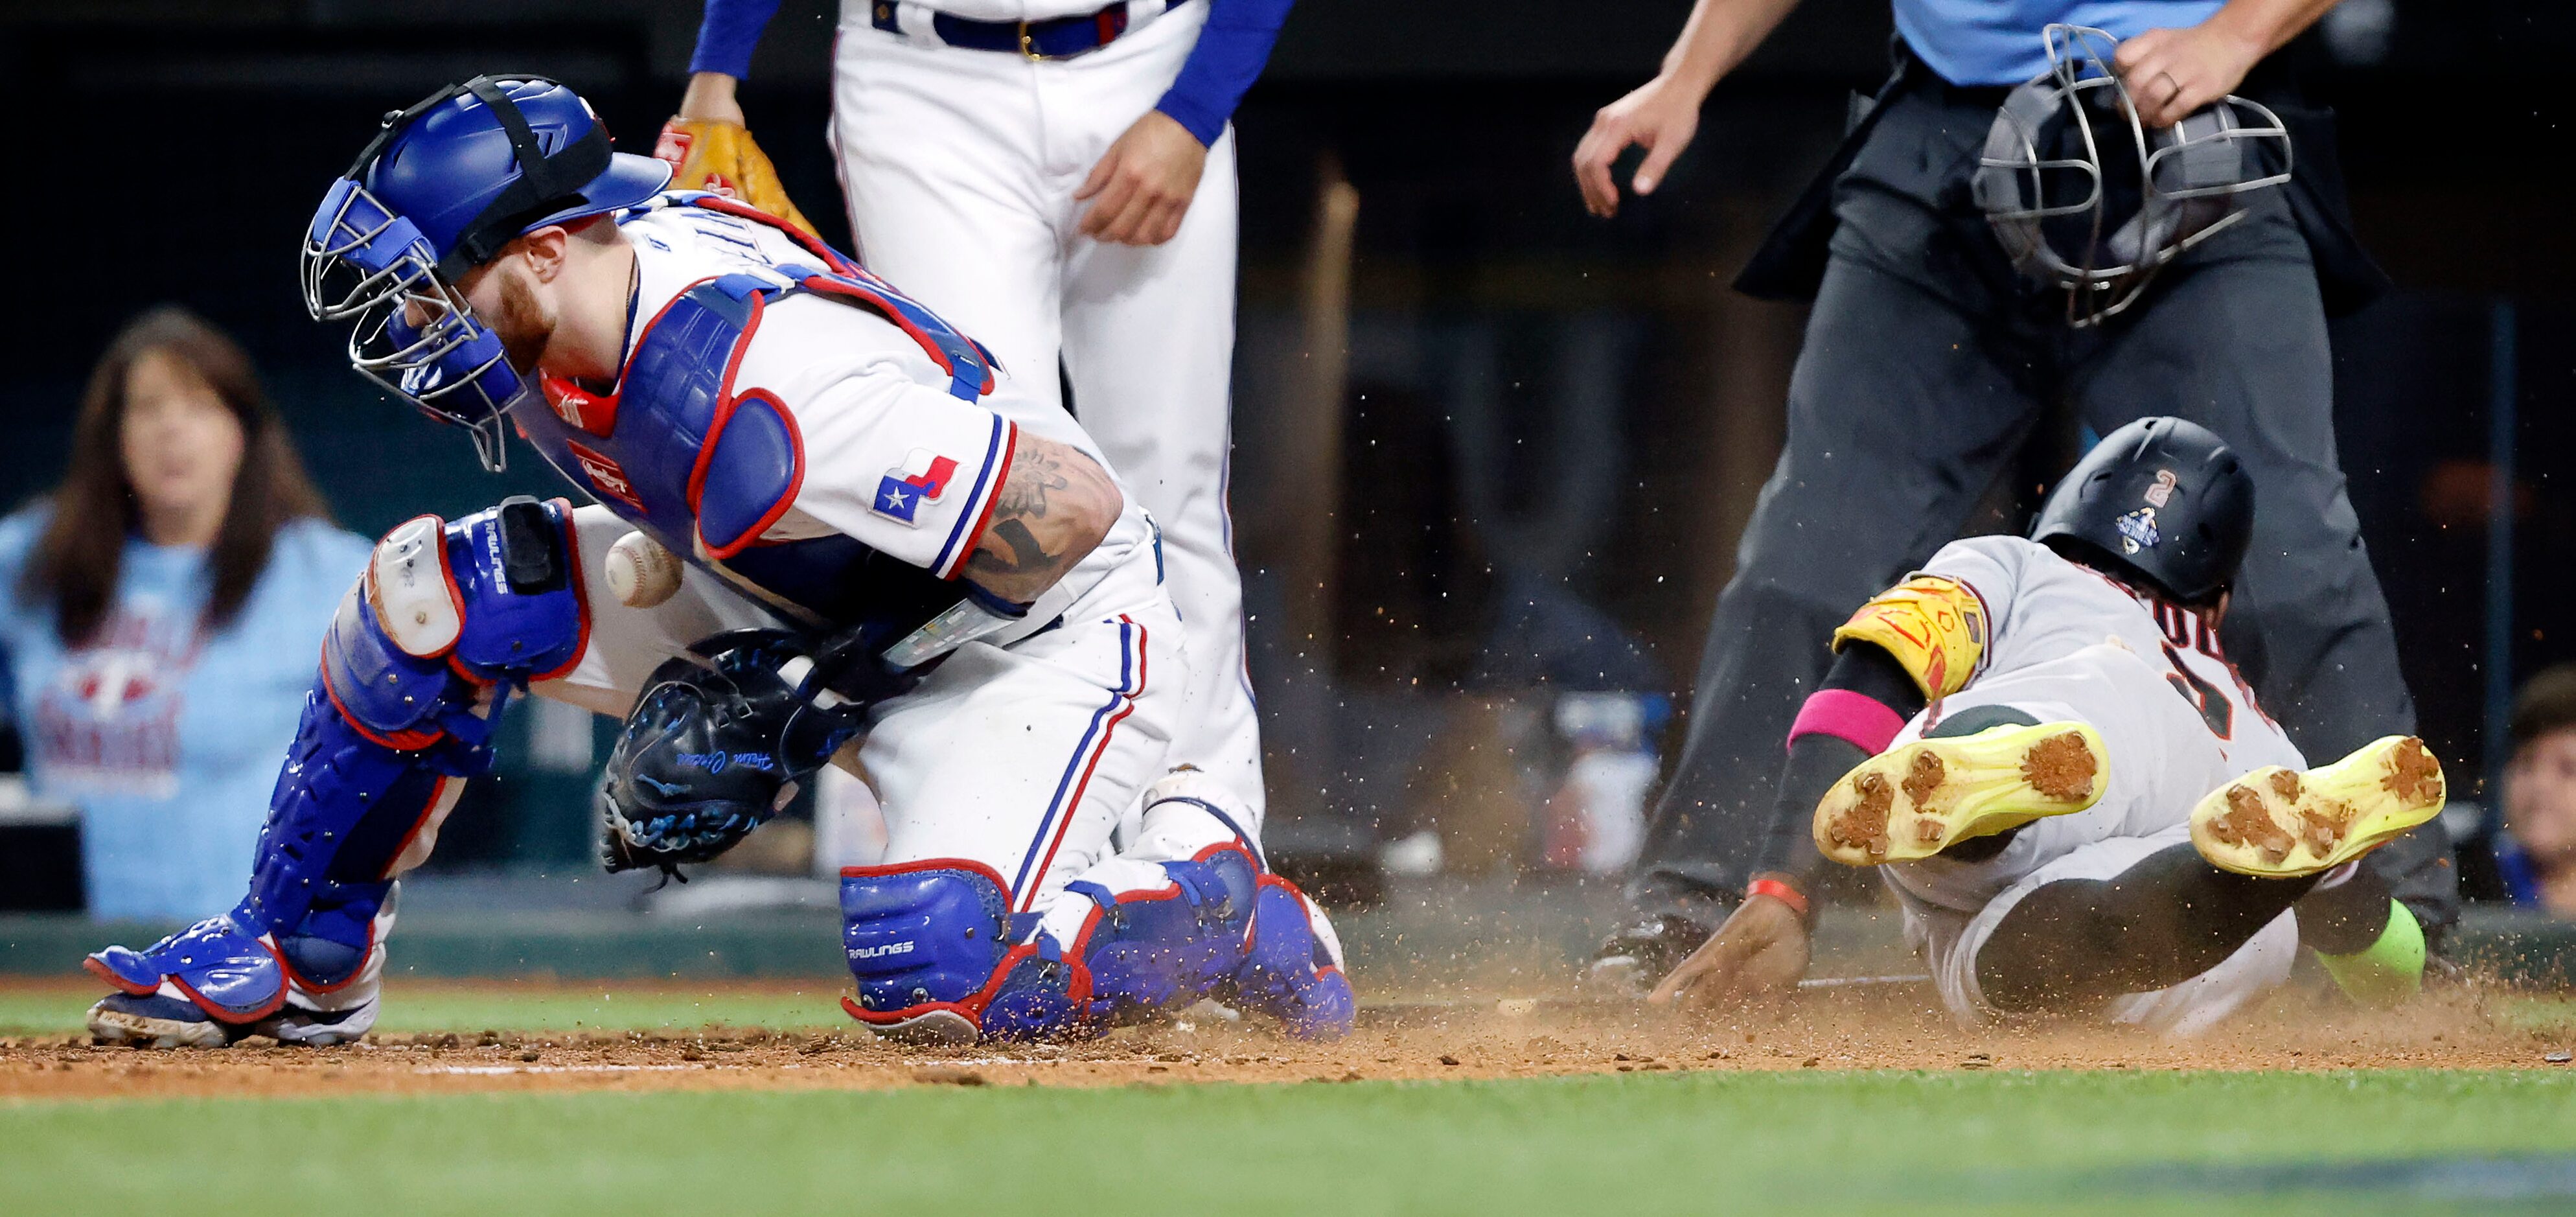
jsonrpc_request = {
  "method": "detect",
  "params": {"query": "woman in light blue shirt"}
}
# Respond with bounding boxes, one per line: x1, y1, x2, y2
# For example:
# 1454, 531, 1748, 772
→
0, 307, 371, 921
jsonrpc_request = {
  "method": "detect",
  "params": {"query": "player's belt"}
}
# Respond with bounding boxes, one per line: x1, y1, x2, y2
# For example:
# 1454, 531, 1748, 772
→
867, 0, 1189, 61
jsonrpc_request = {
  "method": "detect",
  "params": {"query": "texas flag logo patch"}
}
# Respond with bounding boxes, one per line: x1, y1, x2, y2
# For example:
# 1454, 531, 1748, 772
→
873, 448, 960, 526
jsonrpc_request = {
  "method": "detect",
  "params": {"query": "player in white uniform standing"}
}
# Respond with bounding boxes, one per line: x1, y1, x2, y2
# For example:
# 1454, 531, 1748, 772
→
80, 77, 1348, 1049
1646, 419, 2445, 1034
660, 0, 1293, 836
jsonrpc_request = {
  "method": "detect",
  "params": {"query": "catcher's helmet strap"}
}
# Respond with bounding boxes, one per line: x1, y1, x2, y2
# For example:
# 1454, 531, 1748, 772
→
443, 76, 614, 276
344, 73, 614, 278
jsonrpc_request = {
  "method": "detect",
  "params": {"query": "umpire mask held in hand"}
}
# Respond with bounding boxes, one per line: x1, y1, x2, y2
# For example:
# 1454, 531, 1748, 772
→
1972, 25, 2292, 328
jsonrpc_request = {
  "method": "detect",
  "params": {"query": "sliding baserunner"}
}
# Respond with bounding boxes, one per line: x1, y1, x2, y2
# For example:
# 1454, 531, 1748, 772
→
1652, 418, 2438, 1033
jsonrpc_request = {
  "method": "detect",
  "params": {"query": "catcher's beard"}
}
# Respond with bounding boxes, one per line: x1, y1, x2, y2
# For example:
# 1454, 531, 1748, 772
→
490, 267, 558, 376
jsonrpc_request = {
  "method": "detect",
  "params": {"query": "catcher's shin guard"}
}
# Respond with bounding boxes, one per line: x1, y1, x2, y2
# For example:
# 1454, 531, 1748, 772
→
978, 846, 1259, 1041
838, 848, 1263, 1044
838, 861, 1021, 1045
86, 500, 585, 1043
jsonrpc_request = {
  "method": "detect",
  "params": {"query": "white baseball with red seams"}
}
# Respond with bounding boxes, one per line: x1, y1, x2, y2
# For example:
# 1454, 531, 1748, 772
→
604, 531, 684, 608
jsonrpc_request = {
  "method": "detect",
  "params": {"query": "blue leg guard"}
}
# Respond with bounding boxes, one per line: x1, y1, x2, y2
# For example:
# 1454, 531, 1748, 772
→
838, 861, 1019, 1045
1228, 875, 1356, 1040
838, 848, 1263, 1045
86, 500, 584, 1044
978, 845, 1259, 1042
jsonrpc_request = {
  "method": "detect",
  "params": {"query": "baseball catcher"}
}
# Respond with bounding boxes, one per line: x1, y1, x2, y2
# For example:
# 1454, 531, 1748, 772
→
80, 76, 1350, 1048
1653, 419, 2439, 1032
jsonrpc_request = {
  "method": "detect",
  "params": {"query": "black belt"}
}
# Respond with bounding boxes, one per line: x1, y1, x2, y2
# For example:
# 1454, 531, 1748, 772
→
866, 1, 1186, 60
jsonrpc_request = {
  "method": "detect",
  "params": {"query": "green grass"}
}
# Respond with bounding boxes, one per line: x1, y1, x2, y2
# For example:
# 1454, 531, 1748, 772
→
0, 983, 852, 1037
5, 1071, 2574, 1214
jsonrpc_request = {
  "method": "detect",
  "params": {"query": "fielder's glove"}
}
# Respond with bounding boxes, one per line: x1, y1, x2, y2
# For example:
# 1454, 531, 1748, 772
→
600, 631, 860, 879
652, 119, 822, 241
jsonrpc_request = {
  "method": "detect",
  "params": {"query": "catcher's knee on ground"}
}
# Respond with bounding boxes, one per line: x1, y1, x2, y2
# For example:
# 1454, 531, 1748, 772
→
838, 793, 1351, 1043
836, 847, 1258, 1045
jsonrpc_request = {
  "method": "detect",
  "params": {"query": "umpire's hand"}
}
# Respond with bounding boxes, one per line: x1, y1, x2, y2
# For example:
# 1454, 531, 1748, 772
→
2113, 21, 2265, 129
1648, 893, 1811, 1012
1572, 73, 1703, 218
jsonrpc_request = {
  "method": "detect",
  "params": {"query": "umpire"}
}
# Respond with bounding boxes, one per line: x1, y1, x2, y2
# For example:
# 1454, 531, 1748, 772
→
1572, 0, 2457, 988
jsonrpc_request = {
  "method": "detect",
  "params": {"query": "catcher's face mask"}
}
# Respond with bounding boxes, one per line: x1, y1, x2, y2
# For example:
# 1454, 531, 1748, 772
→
303, 175, 528, 471
301, 75, 667, 472
1970, 25, 2293, 327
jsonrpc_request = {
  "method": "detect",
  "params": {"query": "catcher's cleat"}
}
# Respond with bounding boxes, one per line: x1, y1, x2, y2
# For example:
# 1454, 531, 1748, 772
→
87, 991, 378, 1050
2189, 736, 2446, 878
1813, 721, 2110, 866
87, 994, 236, 1049
1581, 914, 1712, 999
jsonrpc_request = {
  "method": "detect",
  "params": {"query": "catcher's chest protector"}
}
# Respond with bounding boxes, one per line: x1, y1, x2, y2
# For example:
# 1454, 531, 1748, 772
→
521, 198, 1000, 636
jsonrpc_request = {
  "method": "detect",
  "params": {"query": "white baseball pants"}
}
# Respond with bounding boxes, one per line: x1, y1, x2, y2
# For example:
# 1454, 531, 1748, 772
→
825, 2, 1265, 827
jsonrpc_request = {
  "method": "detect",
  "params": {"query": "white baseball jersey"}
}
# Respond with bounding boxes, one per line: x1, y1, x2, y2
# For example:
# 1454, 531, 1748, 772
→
1911, 535, 2303, 776
1878, 536, 2308, 1034
600, 200, 1155, 626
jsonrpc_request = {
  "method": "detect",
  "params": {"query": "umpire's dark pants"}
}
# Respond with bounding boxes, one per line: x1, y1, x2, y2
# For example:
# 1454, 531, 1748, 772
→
1630, 75, 2460, 941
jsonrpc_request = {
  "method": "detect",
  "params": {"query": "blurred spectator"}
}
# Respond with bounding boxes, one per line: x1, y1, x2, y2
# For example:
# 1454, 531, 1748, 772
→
0, 307, 369, 920
2500, 666, 2576, 916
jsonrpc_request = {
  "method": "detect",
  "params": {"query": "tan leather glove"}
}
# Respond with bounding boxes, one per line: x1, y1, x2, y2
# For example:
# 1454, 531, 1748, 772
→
652, 119, 821, 241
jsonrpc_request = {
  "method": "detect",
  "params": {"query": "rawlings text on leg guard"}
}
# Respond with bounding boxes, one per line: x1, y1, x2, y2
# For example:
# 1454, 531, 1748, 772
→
838, 861, 1019, 1045
84, 498, 587, 1039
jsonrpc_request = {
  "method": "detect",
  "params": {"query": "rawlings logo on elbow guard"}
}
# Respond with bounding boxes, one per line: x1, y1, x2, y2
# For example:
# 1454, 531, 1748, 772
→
849, 940, 915, 960
1831, 575, 1988, 699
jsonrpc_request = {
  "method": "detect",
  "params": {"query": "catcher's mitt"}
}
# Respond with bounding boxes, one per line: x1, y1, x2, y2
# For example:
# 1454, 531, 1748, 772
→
652, 119, 822, 240
599, 631, 859, 879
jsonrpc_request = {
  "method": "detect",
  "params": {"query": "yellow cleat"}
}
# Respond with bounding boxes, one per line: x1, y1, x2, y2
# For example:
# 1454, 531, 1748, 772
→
1813, 721, 2110, 866
2189, 736, 2446, 877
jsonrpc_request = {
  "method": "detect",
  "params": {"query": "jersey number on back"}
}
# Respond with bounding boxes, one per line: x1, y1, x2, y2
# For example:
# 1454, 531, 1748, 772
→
2161, 642, 2233, 740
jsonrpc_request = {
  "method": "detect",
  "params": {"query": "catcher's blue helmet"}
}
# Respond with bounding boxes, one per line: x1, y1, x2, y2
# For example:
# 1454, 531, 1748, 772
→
303, 76, 671, 470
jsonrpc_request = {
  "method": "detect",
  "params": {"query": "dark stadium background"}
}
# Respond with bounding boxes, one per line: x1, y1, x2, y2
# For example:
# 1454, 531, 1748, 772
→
0, 1, 2565, 902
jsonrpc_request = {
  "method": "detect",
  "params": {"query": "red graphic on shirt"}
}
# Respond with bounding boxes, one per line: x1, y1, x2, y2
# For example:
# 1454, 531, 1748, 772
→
33, 608, 200, 797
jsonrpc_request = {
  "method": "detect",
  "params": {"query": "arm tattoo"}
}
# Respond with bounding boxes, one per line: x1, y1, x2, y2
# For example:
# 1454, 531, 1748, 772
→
966, 518, 1063, 579
962, 436, 1117, 600
991, 445, 1072, 521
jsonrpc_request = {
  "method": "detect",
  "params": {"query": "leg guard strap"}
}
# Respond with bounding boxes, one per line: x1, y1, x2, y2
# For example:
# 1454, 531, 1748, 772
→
979, 844, 1258, 1041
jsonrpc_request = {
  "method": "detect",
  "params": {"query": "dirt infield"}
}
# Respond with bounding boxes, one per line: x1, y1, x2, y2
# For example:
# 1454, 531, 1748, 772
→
6, 978, 2571, 1102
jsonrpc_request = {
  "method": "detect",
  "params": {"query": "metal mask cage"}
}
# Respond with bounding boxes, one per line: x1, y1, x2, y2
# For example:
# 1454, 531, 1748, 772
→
1973, 24, 2292, 328
302, 176, 527, 472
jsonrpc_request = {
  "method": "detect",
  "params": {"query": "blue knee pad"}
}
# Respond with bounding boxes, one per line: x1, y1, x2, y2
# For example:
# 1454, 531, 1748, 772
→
838, 862, 1018, 1043
86, 498, 586, 1025
980, 846, 1259, 1042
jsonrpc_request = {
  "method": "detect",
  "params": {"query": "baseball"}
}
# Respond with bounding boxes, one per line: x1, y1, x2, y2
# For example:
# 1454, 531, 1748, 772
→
604, 530, 682, 608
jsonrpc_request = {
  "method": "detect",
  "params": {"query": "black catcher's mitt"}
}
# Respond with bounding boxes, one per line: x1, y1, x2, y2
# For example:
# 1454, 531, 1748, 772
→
599, 631, 864, 879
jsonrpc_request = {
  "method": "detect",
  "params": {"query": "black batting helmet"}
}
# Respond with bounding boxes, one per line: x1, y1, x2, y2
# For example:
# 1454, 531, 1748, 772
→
2029, 417, 2253, 603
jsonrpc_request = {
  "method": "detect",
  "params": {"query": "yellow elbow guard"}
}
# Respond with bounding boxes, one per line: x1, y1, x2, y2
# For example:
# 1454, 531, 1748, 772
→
1831, 575, 1988, 700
